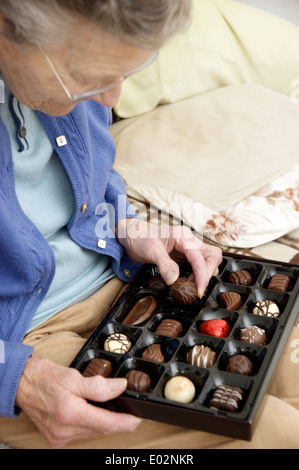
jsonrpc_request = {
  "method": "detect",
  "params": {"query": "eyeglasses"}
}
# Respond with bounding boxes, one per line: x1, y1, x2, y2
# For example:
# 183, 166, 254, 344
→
38, 45, 159, 102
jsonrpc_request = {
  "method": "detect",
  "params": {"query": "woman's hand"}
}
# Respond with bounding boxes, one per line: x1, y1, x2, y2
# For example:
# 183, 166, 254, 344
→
117, 219, 222, 298
16, 356, 142, 449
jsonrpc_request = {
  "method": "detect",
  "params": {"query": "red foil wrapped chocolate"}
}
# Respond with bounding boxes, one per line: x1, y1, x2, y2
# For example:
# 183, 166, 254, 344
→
199, 319, 230, 338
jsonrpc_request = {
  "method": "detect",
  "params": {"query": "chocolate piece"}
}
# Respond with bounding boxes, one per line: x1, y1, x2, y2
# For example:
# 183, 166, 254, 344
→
142, 344, 165, 363
104, 333, 131, 354
169, 277, 198, 305
147, 274, 168, 292
239, 325, 266, 345
83, 358, 112, 378
268, 274, 290, 292
220, 292, 242, 310
155, 318, 182, 337
226, 354, 254, 376
253, 300, 280, 318
186, 345, 216, 368
199, 319, 230, 338
210, 384, 244, 412
229, 270, 252, 286
125, 369, 151, 393
164, 376, 196, 403
123, 296, 157, 326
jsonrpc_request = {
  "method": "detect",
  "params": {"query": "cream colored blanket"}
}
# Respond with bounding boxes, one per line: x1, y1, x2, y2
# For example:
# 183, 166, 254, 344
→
111, 84, 299, 248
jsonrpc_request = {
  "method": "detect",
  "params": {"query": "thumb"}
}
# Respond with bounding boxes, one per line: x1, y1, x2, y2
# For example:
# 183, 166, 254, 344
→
155, 253, 180, 286
80, 375, 128, 403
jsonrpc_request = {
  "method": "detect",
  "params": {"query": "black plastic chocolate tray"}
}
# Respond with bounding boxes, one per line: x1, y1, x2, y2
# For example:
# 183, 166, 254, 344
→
70, 253, 299, 440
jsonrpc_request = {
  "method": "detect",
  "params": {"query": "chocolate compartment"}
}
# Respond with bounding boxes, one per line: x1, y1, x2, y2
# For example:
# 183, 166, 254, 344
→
71, 253, 299, 441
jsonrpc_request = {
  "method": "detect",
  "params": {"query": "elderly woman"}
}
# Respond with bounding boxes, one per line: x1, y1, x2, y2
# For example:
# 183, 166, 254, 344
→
0, 0, 224, 448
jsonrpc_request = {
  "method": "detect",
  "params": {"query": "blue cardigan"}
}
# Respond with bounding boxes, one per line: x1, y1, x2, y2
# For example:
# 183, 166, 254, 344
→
0, 100, 142, 418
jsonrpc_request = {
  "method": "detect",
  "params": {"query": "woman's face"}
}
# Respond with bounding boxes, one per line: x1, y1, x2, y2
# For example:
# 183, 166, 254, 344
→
0, 19, 155, 116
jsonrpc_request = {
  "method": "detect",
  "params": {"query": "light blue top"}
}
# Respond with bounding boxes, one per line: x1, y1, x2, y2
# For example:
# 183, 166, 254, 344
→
0, 83, 114, 332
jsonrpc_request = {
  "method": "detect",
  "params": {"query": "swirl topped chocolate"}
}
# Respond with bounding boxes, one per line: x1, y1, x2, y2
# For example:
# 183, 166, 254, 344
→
122, 296, 157, 326
169, 277, 198, 305
226, 354, 254, 376
253, 300, 280, 318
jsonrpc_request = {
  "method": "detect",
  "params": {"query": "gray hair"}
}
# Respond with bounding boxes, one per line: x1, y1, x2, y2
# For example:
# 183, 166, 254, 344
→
0, 0, 192, 50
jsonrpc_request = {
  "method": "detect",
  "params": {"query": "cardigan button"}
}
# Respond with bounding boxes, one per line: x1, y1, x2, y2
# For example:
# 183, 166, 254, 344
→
81, 202, 87, 213
123, 270, 131, 278
19, 126, 27, 139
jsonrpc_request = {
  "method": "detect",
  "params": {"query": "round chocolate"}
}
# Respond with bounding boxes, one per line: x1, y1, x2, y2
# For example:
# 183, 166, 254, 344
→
199, 319, 230, 338
229, 270, 253, 286
253, 300, 280, 318
125, 369, 151, 393
186, 345, 216, 368
268, 274, 290, 292
83, 358, 112, 378
220, 292, 242, 310
164, 376, 196, 404
239, 325, 267, 345
147, 274, 168, 292
104, 333, 131, 354
169, 277, 198, 305
142, 344, 165, 363
226, 354, 254, 376
155, 318, 182, 337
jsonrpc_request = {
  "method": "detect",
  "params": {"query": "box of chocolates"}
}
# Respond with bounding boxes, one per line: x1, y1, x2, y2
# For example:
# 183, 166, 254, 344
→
70, 253, 299, 440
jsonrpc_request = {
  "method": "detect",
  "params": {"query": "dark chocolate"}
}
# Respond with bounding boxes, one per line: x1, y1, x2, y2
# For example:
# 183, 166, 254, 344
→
229, 270, 253, 286
220, 292, 242, 310
125, 369, 151, 393
123, 296, 157, 326
155, 318, 182, 337
169, 277, 198, 305
141, 343, 165, 363
210, 384, 244, 412
83, 358, 112, 378
226, 354, 254, 376
147, 274, 168, 292
268, 274, 290, 292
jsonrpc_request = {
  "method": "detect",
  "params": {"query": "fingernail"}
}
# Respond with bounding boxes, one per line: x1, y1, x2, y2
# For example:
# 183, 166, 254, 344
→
163, 271, 178, 286
109, 378, 127, 391
198, 289, 204, 299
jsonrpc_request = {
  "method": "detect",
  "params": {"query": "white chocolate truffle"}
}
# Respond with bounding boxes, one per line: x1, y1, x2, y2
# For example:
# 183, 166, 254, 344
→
164, 376, 196, 404
253, 300, 280, 318
104, 333, 131, 354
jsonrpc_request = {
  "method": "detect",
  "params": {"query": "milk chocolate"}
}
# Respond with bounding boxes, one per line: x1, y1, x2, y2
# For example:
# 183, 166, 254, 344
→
229, 270, 253, 286
142, 344, 165, 363
169, 277, 198, 305
226, 354, 254, 376
186, 345, 216, 368
155, 318, 182, 337
125, 369, 151, 393
220, 292, 242, 310
268, 274, 290, 292
83, 358, 112, 378
123, 296, 157, 326
210, 384, 244, 412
